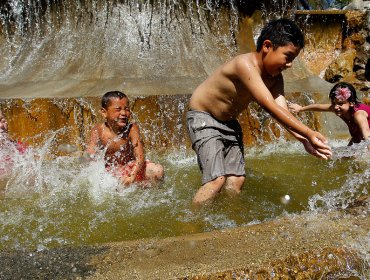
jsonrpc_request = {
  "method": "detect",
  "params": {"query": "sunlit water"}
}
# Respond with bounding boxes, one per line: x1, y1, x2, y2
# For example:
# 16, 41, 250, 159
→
0, 134, 368, 252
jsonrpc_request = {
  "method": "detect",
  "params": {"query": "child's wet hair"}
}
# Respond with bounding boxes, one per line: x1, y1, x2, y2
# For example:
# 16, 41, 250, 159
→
102, 91, 128, 109
329, 82, 358, 104
256, 18, 304, 51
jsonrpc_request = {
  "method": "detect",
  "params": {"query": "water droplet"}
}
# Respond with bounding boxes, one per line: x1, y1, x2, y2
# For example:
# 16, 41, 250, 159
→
280, 194, 291, 204
57, 143, 78, 153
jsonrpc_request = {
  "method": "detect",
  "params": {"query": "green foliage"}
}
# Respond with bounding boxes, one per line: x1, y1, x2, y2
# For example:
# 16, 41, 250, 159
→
335, 0, 351, 6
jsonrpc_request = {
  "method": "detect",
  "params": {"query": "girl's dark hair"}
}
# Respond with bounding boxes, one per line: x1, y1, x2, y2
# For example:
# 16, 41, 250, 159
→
329, 82, 358, 104
256, 18, 304, 52
101, 91, 128, 109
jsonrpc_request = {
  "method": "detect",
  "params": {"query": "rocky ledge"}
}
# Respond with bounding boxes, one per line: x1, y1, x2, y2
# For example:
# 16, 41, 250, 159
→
0, 197, 368, 279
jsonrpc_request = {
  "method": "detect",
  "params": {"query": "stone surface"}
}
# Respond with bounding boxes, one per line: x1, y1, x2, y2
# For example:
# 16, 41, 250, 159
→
0, 207, 368, 279
324, 49, 357, 82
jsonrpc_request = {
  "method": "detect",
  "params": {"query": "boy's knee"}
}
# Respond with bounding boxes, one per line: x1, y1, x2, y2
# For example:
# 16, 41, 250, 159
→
235, 176, 245, 185
156, 164, 164, 179
193, 176, 226, 206
225, 176, 245, 193
208, 176, 226, 188
148, 163, 164, 180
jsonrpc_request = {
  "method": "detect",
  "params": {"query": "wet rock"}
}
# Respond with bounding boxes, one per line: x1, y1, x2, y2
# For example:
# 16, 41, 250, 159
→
345, 10, 367, 30
366, 58, 370, 81
344, 195, 370, 215
324, 49, 357, 82
343, 32, 366, 49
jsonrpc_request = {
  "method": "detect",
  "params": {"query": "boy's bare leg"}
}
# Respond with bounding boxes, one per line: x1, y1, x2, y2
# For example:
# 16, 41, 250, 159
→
192, 176, 226, 206
224, 176, 245, 196
145, 162, 164, 182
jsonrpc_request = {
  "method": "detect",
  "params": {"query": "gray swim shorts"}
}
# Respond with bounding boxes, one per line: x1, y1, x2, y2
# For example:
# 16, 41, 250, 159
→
186, 110, 245, 185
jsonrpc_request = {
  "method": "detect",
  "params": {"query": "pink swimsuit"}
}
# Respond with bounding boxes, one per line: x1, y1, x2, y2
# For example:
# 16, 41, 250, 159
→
346, 103, 370, 143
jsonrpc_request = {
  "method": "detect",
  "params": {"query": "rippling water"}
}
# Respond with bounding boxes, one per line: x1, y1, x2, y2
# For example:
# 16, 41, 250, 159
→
0, 135, 368, 252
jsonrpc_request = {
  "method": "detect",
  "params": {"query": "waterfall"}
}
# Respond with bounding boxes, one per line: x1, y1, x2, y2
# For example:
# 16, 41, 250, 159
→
0, 0, 248, 97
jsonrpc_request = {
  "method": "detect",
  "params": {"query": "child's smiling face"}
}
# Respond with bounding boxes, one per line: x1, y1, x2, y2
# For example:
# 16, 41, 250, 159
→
102, 97, 131, 129
331, 98, 351, 117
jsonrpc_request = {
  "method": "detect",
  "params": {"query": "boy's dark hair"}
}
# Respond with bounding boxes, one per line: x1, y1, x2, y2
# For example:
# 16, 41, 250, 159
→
256, 18, 304, 52
329, 82, 358, 104
101, 91, 128, 109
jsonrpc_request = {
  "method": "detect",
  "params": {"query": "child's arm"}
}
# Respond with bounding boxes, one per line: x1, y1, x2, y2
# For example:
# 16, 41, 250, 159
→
276, 95, 331, 159
86, 125, 100, 156
235, 59, 332, 158
289, 102, 332, 113
353, 110, 370, 141
123, 123, 145, 185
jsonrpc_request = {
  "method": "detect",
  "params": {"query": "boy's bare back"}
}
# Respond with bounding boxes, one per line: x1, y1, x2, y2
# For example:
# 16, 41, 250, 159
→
189, 52, 283, 121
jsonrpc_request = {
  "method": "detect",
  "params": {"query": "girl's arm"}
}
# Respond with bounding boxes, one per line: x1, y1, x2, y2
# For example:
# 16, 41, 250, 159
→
353, 110, 370, 140
275, 95, 330, 159
288, 102, 332, 113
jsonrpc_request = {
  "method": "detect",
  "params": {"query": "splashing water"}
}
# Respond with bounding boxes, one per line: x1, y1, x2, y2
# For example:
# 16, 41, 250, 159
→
0, 1, 369, 278
308, 140, 370, 213
0, 133, 368, 253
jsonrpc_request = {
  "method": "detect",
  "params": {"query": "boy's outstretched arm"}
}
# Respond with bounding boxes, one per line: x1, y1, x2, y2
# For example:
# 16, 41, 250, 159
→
235, 60, 332, 159
276, 96, 331, 159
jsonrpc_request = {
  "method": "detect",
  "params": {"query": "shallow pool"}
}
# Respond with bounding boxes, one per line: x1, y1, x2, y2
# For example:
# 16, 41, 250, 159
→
0, 139, 369, 251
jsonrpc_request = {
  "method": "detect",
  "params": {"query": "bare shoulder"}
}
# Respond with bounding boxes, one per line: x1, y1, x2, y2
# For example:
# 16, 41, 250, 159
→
231, 53, 262, 78
230, 53, 255, 70
90, 123, 109, 141
129, 122, 141, 135
354, 109, 369, 118
92, 123, 105, 133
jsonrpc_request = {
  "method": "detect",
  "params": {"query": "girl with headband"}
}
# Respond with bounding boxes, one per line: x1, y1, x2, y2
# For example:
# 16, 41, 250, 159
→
289, 82, 370, 146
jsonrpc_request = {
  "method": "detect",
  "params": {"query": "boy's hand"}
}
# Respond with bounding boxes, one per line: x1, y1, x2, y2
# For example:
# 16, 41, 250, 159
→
288, 102, 302, 113
301, 138, 329, 160
306, 131, 332, 160
121, 175, 135, 186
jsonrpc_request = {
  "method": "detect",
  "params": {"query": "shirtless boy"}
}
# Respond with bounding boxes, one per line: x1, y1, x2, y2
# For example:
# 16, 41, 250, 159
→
86, 91, 164, 187
187, 18, 332, 206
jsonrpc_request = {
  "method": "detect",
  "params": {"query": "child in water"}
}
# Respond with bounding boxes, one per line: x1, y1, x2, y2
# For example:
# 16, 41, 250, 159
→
0, 111, 27, 153
289, 82, 370, 146
86, 91, 164, 187
187, 18, 332, 206
0, 111, 27, 177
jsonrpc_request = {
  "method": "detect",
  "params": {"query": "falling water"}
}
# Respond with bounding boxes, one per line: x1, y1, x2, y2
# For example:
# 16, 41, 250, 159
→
0, 0, 245, 97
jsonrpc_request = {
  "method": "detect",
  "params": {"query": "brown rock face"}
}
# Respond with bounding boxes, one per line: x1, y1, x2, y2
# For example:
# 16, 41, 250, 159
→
324, 49, 357, 82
